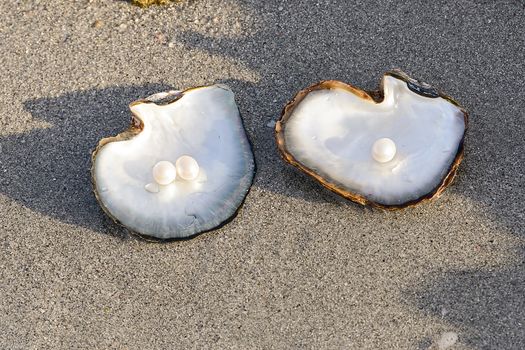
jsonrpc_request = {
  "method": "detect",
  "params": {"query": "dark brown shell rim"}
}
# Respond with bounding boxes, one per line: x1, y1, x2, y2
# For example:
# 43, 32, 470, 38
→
90, 85, 255, 241
275, 69, 469, 210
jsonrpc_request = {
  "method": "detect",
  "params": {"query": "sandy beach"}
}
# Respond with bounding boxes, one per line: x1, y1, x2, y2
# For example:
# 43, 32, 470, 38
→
0, 1, 524, 348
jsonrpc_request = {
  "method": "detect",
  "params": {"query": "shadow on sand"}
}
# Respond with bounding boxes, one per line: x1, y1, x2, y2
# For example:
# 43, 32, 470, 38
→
406, 262, 525, 349
1, 84, 172, 237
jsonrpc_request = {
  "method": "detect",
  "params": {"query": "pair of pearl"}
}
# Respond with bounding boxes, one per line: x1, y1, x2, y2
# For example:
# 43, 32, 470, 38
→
152, 156, 199, 185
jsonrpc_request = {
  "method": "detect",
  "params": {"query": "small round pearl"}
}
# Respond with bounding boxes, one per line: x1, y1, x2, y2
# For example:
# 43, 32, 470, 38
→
176, 155, 200, 181
371, 138, 397, 163
152, 161, 177, 185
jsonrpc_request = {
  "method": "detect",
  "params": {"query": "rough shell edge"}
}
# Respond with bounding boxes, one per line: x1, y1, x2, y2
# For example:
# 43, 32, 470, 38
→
91, 85, 256, 241
274, 69, 469, 210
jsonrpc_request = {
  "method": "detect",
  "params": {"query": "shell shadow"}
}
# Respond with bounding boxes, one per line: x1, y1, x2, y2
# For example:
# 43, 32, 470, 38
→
4, 80, 337, 242
1, 84, 171, 236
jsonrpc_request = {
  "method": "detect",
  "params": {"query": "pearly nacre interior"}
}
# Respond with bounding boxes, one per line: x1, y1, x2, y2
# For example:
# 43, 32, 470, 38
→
93, 85, 254, 239
283, 75, 465, 205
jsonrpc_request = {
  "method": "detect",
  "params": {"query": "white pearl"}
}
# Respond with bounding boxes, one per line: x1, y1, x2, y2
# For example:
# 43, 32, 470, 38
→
176, 155, 200, 181
371, 138, 397, 163
152, 161, 177, 185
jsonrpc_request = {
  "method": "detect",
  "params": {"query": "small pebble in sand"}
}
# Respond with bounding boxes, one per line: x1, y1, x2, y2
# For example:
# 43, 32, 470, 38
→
266, 120, 276, 128
92, 20, 104, 28
155, 32, 167, 43
437, 331, 458, 349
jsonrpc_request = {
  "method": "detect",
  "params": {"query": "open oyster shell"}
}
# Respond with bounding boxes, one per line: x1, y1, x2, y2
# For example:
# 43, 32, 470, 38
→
275, 70, 468, 209
92, 84, 255, 239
